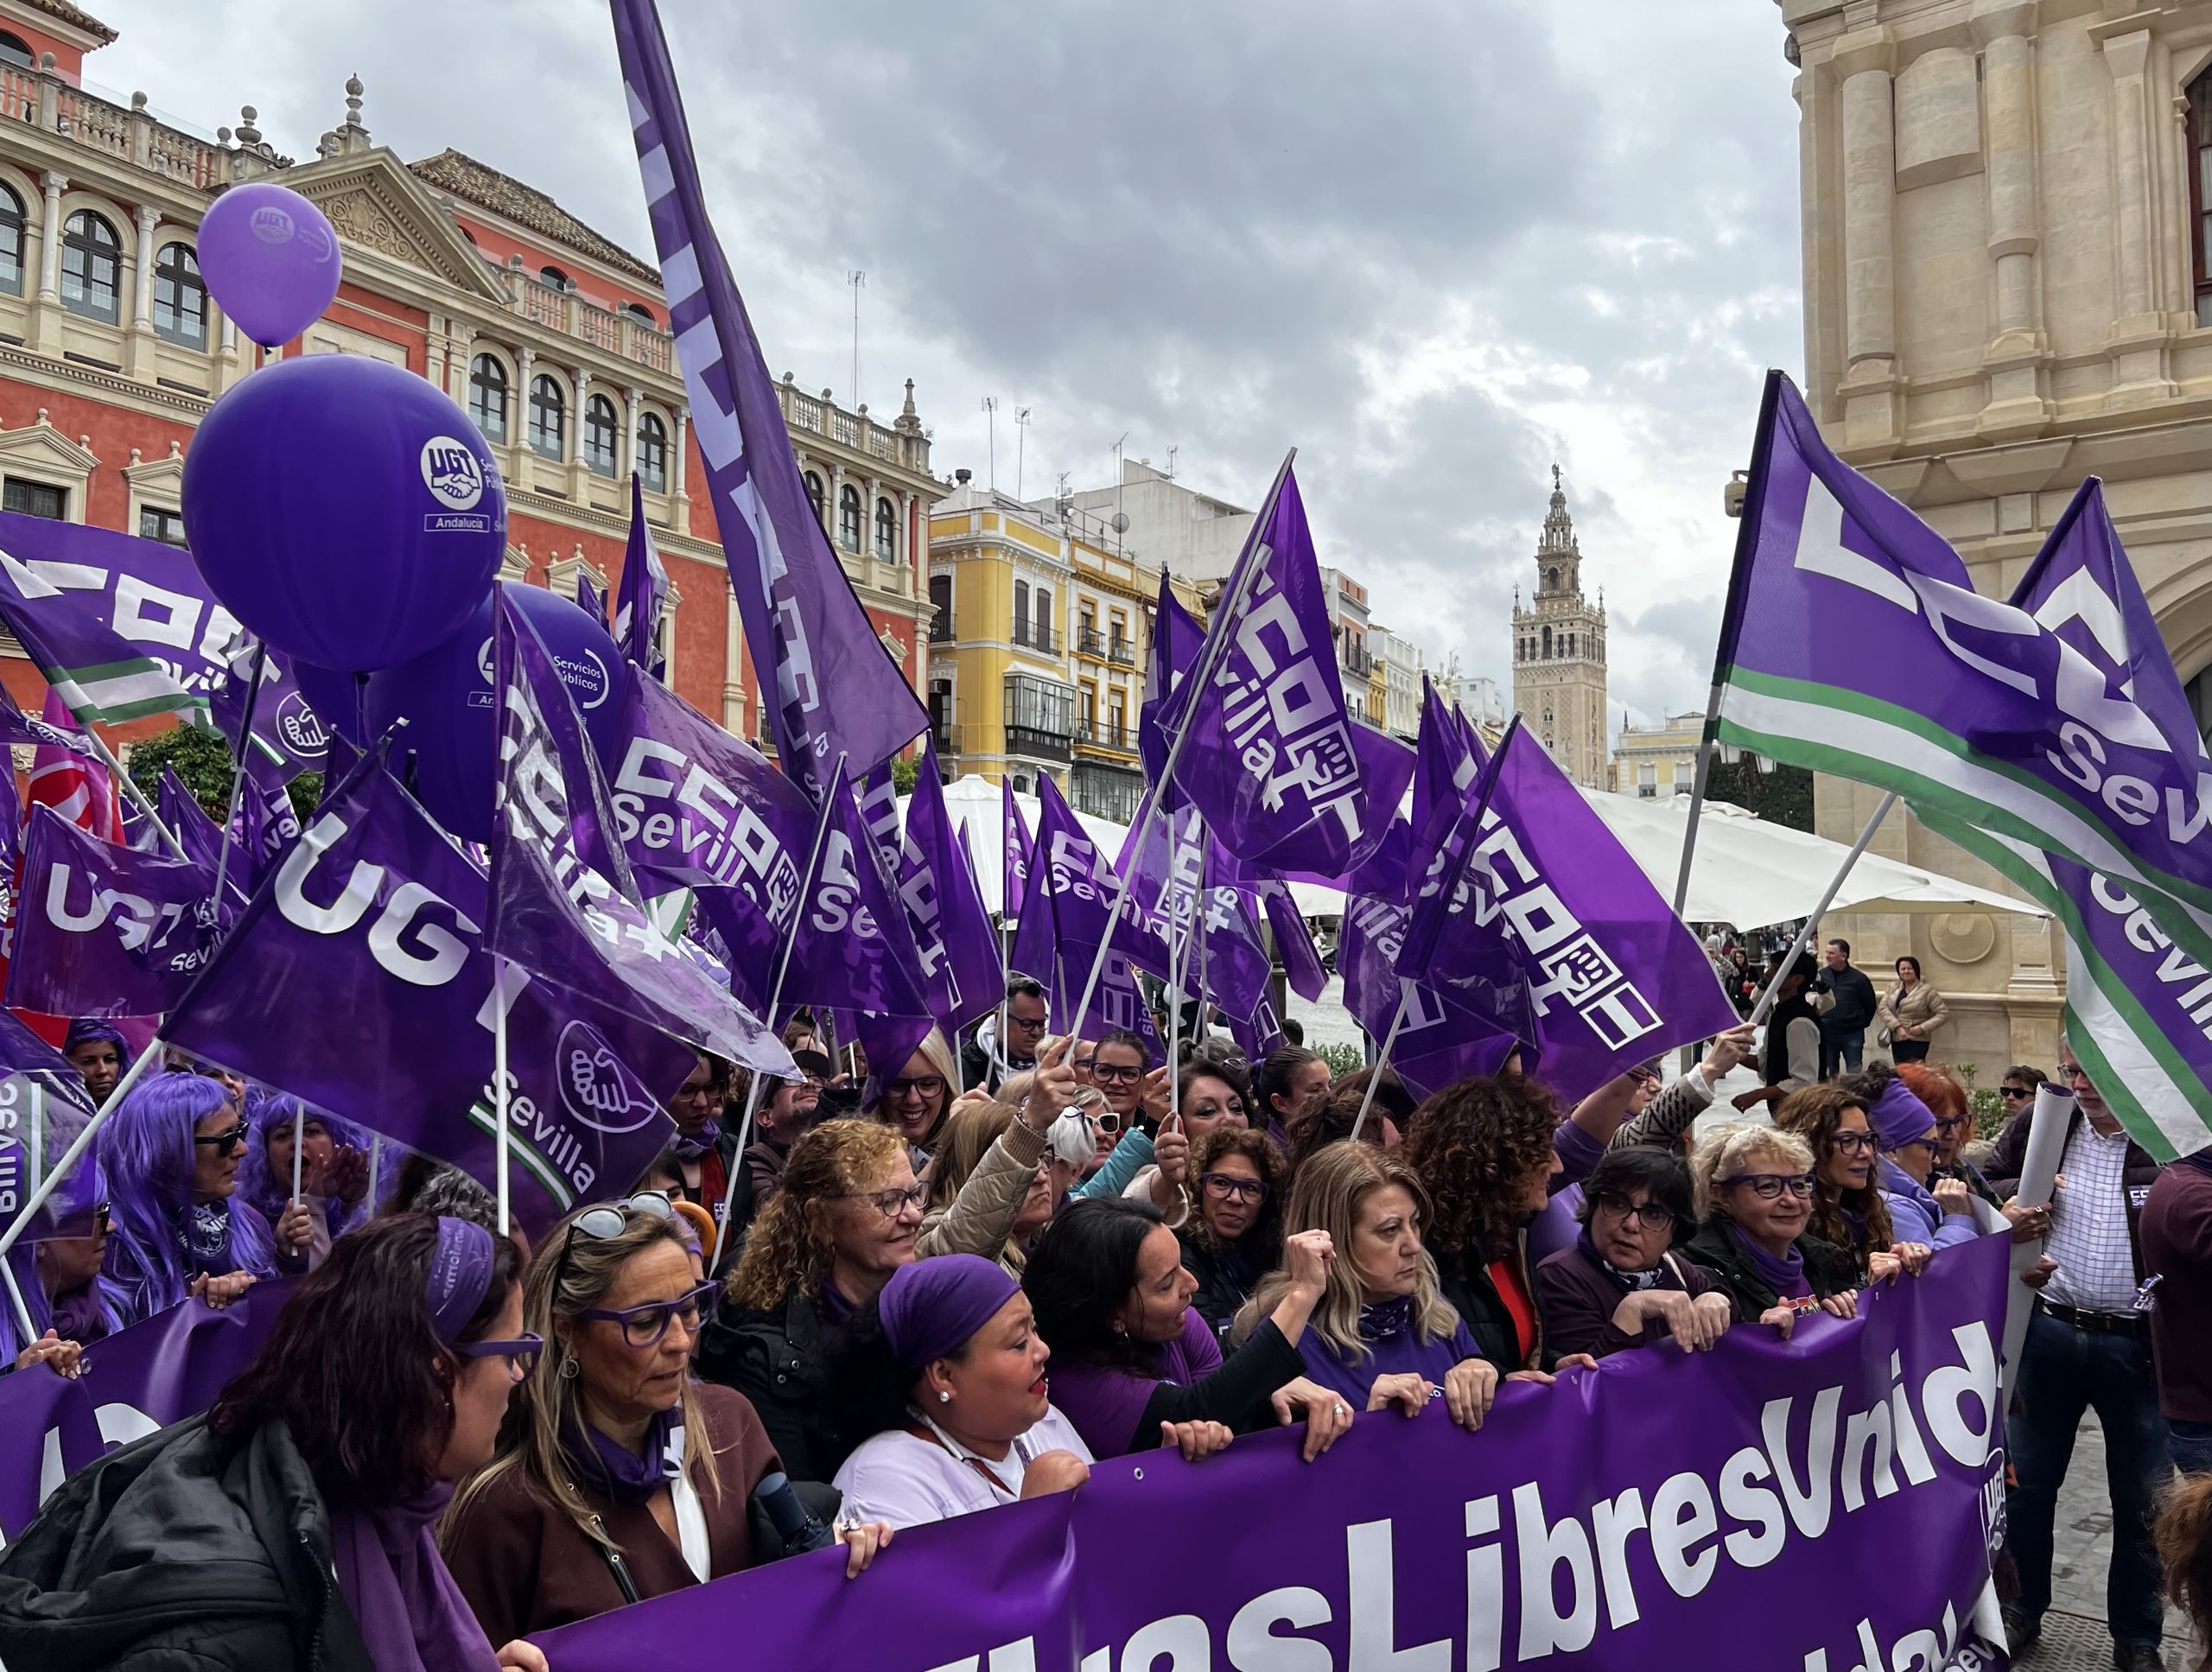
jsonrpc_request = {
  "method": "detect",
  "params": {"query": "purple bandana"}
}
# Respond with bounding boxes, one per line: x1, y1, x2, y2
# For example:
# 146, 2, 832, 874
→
1726, 1220, 1810, 1301
878, 1254, 1017, 1375
671, 1120, 721, 1164
563, 1407, 686, 1505
1869, 1078, 1937, 1154
424, 1217, 494, 1345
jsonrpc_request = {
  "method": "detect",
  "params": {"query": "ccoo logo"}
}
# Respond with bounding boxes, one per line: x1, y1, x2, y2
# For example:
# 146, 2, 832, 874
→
420, 437, 485, 512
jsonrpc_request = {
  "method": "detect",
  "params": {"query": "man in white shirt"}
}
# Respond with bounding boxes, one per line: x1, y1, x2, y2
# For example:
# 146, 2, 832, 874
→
1995, 1040, 2168, 1671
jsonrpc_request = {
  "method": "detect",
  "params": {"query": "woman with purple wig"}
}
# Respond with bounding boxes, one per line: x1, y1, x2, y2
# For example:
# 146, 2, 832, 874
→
60, 1017, 127, 1106
235, 1092, 376, 1272
0, 1203, 122, 1376
96, 1072, 278, 1326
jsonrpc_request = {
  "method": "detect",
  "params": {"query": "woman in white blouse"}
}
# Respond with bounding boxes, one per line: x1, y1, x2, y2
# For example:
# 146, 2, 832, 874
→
830, 1254, 1092, 1529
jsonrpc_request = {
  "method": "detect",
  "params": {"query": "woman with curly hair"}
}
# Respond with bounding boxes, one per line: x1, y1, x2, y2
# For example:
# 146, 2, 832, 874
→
1773, 1084, 1921, 1285
1179, 1126, 1289, 1343
695, 1121, 921, 1482
1238, 1144, 1499, 1428
1283, 1081, 1398, 1180
1402, 1074, 1596, 1378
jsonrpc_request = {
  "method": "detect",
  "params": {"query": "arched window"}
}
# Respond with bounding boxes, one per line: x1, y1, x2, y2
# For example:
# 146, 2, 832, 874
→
528, 374, 566, 461
636, 410, 669, 493
582, 393, 619, 477
874, 496, 896, 561
804, 470, 825, 528
0, 34, 30, 69
837, 484, 861, 551
0, 183, 22, 297
151, 242, 206, 347
60, 209, 120, 324
468, 354, 509, 443
623, 302, 657, 328
1541, 625, 1553, 658
2192, 68, 2212, 327
1545, 567, 1560, 593
539, 265, 570, 291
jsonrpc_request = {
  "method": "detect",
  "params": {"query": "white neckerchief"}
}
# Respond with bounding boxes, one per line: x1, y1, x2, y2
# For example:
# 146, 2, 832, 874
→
669, 1466, 709, 1581
913, 1407, 1036, 1498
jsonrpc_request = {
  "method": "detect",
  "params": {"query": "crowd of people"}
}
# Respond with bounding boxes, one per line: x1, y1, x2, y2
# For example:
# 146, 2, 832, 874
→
3, 952, 2212, 1671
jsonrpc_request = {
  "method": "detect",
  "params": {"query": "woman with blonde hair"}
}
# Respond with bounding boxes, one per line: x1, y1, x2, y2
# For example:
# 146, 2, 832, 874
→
445, 1195, 887, 1638
696, 1121, 923, 1481
1240, 1143, 1498, 1431
867, 1028, 964, 1158
1681, 1124, 1860, 1334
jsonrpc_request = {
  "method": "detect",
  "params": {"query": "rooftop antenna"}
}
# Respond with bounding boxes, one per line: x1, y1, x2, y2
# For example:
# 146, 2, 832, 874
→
1014, 406, 1032, 501
982, 397, 999, 493
847, 270, 864, 408
1112, 432, 1129, 547
1165, 443, 1179, 480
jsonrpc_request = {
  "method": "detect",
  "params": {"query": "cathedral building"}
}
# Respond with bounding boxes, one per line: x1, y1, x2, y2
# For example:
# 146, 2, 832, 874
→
1510, 469, 1609, 788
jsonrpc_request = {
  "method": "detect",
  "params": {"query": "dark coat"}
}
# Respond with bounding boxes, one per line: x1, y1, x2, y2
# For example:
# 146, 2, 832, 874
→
1177, 1230, 1268, 1346
1435, 1234, 1556, 1372
1985, 1102, 2163, 1285
1535, 1240, 1718, 1359
0, 1415, 376, 1672
695, 1288, 847, 1484
1679, 1218, 1861, 1320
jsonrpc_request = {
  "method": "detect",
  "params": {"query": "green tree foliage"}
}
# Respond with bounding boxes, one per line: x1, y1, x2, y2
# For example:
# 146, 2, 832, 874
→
1700, 757, 1815, 833
122, 722, 232, 817
891, 754, 920, 795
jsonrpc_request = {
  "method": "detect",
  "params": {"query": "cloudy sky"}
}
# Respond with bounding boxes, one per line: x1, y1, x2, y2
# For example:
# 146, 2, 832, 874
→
94, 0, 1802, 728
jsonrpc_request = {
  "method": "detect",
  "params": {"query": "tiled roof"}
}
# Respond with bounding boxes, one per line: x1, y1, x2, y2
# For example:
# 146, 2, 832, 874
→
13, 1, 118, 44
407, 148, 658, 286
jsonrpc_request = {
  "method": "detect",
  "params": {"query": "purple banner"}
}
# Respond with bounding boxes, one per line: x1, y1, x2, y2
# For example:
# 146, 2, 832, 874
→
540, 1237, 2012, 1671
610, 0, 927, 800
0, 1281, 296, 1541
6, 806, 216, 1018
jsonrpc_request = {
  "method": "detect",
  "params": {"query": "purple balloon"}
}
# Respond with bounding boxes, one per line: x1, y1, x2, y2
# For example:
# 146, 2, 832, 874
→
196, 183, 343, 348
181, 354, 506, 674
364, 585, 629, 842
292, 660, 367, 747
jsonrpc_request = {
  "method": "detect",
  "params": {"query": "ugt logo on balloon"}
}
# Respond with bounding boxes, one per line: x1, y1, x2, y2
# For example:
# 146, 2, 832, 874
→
420, 435, 493, 534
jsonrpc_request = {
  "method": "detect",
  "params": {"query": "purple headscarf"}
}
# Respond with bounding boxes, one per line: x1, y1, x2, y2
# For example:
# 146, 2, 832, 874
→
878, 1254, 1019, 1376
61, 1018, 128, 1056
1869, 1078, 1938, 1154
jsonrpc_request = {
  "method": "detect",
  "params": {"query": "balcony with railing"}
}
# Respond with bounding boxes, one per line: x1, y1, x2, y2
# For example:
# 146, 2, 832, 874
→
1074, 720, 1138, 757
1011, 620, 1057, 655
774, 375, 932, 474
1343, 644, 1373, 677
0, 65, 231, 192
1106, 636, 1135, 666
931, 722, 962, 757
1077, 626, 1106, 660
928, 612, 955, 644
504, 272, 673, 375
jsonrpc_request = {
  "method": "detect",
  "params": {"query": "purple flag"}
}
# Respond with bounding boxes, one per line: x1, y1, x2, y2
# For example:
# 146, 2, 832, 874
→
0, 1008, 103, 1245
162, 757, 694, 1234
854, 762, 905, 877
1001, 775, 1033, 925
613, 472, 668, 683
606, 670, 817, 1008
208, 640, 331, 792
1110, 796, 1205, 986
1259, 881, 1326, 1003
1193, 874, 1272, 1029
1225, 990, 1287, 1062
0, 679, 90, 758
1408, 722, 1739, 1102
578, 570, 607, 629
1716, 370, 2212, 967
536, 1237, 2013, 1672
1155, 462, 1402, 876
899, 744, 1004, 1036
1342, 891, 1524, 1097
6, 806, 217, 1017
1012, 775, 1165, 1048
1409, 674, 1484, 895
1139, 567, 1205, 791
155, 766, 226, 874
490, 587, 791, 1077
609, 0, 927, 799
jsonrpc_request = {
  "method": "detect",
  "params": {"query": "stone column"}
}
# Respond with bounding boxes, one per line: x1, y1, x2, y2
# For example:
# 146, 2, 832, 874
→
1973, 1, 2051, 436
30, 169, 64, 353
568, 365, 593, 500
670, 405, 689, 504
2101, 27, 2177, 408
515, 345, 537, 489
446, 321, 476, 404
214, 308, 242, 391
125, 203, 160, 379
1833, 30, 1901, 454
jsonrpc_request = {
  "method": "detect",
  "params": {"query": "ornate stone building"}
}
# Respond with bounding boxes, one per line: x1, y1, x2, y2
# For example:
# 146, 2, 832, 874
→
1773, 0, 2212, 1074
1510, 469, 1609, 788
0, 0, 935, 746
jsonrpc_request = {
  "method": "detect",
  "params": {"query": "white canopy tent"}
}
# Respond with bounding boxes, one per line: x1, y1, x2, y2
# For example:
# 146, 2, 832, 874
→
901, 775, 2044, 932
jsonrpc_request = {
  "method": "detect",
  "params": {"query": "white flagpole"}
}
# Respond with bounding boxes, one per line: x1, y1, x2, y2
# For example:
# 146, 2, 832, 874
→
290, 1098, 305, 1202
493, 952, 512, 1237
1067, 450, 1296, 1037
0, 1255, 35, 1346
1744, 791, 1897, 1028
367, 1132, 384, 1211
1348, 982, 1412, 1144
0, 1038, 164, 1262
711, 751, 848, 1273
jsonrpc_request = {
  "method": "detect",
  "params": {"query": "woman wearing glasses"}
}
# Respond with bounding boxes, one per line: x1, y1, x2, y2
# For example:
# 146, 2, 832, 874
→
1023, 1197, 1351, 1463
96, 1073, 276, 1326
701, 1121, 925, 1481
1535, 1148, 1732, 1359
0, 1200, 118, 1376
1847, 1066, 1982, 1251
237, 1095, 376, 1275
1681, 1125, 1860, 1333
867, 1029, 963, 1159
445, 1194, 888, 1640
1086, 1029, 1191, 1221
1774, 1084, 1923, 1285
0, 1213, 543, 1672
1178, 1126, 1289, 1344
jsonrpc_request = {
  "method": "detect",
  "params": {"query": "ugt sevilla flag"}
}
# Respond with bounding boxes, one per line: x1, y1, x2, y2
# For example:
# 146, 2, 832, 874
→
162, 756, 692, 1236
1922, 480, 2212, 1159
6, 806, 217, 1018
609, 0, 927, 799
0, 1007, 102, 1243
208, 639, 331, 792
1714, 371, 2212, 969
489, 587, 791, 1079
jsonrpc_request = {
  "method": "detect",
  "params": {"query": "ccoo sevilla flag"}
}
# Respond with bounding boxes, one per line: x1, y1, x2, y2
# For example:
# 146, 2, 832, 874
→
0, 550, 199, 726
607, 0, 926, 800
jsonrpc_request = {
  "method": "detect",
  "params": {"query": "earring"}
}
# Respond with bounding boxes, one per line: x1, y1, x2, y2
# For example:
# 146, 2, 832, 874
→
560, 1358, 580, 1380
937, 1389, 950, 1404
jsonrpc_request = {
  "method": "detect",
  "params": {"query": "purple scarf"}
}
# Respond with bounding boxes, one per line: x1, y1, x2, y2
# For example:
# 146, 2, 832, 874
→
48, 1280, 107, 1345
327, 1485, 498, 1672
671, 1120, 722, 1163
561, 1408, 686, 1506
1726, 1221, 1810, 1301
179, 1201, 233, 1277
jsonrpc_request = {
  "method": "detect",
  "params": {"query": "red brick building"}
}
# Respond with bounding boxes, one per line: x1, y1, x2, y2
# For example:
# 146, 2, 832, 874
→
0, 0, 937, 743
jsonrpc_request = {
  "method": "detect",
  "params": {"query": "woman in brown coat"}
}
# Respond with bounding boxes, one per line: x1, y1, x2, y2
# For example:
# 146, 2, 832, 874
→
1872, 956, 1948, 1065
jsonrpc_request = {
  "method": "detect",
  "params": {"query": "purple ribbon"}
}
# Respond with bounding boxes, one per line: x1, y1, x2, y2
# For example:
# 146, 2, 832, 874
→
424, 1217, 494, 1345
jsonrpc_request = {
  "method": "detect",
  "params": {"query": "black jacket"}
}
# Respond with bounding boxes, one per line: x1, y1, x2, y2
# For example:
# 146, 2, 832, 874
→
1813, 964, 1877, 1035
1435, 1235, 1554, 1372
695, 1289, 848, 1484
0, 1414, 375, 1672
1177, 1230, 1268, 1346
1986, 1103, 2163, 1284
1679, 1218, 1861, 1320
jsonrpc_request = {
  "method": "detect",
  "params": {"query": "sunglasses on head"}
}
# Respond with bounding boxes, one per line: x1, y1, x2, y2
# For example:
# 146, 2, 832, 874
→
550, 1192, 678, 1299
192, 1121, 251, 1157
